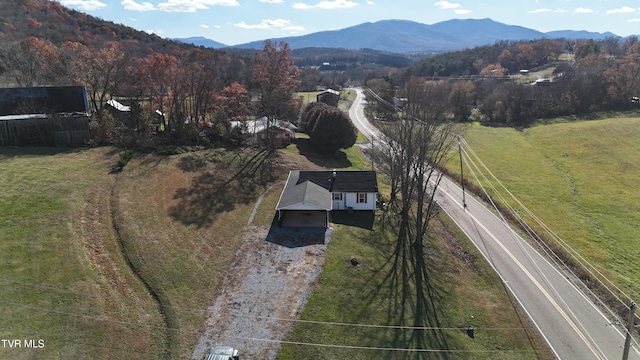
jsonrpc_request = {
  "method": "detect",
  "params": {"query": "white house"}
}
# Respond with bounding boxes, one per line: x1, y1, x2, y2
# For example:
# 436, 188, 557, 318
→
231, 116, 298, 145
275, 170, 378, 226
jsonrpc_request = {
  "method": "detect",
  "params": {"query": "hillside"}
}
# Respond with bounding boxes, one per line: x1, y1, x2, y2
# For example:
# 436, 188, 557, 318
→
0, 0, 209, 58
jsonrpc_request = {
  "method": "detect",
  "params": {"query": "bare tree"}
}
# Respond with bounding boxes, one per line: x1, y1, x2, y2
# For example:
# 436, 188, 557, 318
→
58, 41, 127, 111
378, 76, 462, 357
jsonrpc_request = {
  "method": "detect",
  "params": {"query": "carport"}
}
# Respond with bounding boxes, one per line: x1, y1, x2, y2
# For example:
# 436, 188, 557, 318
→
275, 171, 331, 227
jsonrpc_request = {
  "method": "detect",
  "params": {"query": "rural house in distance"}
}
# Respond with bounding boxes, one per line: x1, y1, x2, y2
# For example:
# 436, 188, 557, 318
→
230, 116, 297, 148
276, 170, 378, 227
316, 89, 340, 107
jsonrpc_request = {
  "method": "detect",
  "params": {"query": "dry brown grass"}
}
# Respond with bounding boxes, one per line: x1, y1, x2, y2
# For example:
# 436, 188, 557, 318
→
112, 149, 267, 358
2, 140, 552, 359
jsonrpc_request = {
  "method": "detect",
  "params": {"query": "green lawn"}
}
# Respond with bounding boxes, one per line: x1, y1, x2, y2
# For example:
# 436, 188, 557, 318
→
455, 116, 640, 301
0, 133, 557, 359
277, 141, 549, 359
278, 213, 548, 359
0, 147, 163, 359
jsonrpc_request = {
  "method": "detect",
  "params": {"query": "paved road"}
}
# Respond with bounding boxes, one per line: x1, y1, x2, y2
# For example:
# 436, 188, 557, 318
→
348, 88, 640, 359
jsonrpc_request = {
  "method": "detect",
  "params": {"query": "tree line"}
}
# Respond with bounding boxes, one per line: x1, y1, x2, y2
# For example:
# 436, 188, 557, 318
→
368, 37, 640, 125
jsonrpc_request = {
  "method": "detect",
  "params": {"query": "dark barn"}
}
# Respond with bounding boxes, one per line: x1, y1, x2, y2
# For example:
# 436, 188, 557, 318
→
0, 86, 89, 115
0, 86, 90, 146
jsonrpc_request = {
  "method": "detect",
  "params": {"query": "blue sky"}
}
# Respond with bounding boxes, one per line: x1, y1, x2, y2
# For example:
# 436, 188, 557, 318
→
59, 0, 640, 45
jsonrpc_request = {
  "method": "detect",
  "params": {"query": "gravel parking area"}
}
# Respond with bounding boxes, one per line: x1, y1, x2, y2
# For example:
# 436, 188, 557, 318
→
191, 224, 332, 359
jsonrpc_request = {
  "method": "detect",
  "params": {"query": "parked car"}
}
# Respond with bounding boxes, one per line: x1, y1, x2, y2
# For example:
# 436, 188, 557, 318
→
204, 346, 239, 360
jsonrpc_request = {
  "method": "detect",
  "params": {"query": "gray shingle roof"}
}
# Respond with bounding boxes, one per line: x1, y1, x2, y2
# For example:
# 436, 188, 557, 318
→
276, 170, 378, 211
297, 170, 378, 193
276, 171, 331, 210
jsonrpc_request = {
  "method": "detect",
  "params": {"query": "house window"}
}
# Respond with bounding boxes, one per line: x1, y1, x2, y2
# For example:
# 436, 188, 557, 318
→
332, 192, 343, 200
357, 193, 368, 203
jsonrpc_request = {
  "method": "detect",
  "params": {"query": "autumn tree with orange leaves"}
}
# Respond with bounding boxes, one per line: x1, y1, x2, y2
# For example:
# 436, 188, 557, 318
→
0, 36, 58, 86
251, 40, 301, 123
245, 40, 301, 179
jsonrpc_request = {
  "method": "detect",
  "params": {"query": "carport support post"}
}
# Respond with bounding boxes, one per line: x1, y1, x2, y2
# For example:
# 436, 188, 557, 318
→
623, 300, 636, 360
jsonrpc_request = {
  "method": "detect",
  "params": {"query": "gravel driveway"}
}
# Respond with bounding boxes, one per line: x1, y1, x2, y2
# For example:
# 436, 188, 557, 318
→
191, 223, 332, 359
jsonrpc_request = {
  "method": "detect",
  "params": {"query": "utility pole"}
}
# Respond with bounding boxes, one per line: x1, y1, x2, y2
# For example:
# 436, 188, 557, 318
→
458, 135, 467, 209
623, 301, 636, 360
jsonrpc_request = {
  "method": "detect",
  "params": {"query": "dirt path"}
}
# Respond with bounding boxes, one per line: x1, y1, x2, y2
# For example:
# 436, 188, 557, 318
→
191, 222, 332, 360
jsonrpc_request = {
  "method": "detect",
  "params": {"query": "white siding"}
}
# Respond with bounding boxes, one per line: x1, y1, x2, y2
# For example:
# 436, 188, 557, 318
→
342, 192, 376, 210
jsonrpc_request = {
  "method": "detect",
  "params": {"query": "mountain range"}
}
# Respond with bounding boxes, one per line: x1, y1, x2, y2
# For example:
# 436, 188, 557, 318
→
175, 18, 622, 54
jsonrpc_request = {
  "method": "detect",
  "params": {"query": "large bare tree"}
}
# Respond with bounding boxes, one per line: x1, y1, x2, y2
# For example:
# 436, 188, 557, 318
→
378, 77, 462, 356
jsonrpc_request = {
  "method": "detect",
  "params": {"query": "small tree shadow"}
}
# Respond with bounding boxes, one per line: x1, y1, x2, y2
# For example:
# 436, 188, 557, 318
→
169, 147, 274, 228
294, 138, 352, 168
169, 169, 257, 228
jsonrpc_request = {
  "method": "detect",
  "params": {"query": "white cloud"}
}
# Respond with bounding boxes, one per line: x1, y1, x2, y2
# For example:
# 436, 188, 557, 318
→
293, 2, 312, 9
606, 6, 636, 15
293, 0, 358, 10
157, 0, 239, 13
528, 8, 552, 13
527, 8, 566, 14
317, 0, 357, 9
366, 0, 374, 4
234, 18, 302, 30
435, 1, 471, 15
60, 0, 107, 11
628, 18, 640, 23
574, 7, 593, 14
434, 1, 462, 10
200, 24, 209, 28
121, 0, 156, 11
259, 0, 284, 2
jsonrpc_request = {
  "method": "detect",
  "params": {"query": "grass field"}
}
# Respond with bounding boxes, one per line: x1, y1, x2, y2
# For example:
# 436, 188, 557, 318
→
277, 212, 550, 359
1, 132, 549, 359
0, 147, 164, 359
453, 115, 640, 304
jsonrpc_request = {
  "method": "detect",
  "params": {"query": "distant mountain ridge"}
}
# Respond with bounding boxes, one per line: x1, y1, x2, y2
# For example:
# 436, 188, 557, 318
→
175, 18, 625, 53
173, 36, 226, 49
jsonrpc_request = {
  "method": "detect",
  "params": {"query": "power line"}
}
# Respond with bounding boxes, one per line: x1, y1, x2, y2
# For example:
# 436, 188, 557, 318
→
237, 336, 538, 354
459, 136, 634, 308
458, 142, 612, 355
457, 136, 640, 350
1, 299, 540, 356
0, 290, 533, 333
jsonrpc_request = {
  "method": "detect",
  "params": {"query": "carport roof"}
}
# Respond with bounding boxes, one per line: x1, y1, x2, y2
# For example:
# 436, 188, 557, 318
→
276, 171, 332, 211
